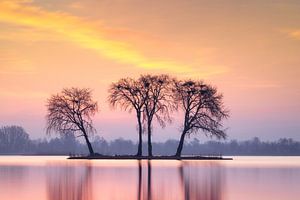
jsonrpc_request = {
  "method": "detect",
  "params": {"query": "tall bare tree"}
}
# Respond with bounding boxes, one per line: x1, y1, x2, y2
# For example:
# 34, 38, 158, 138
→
108, 78, 145, 156
173, 80, 229, 157
46, 87, 98, 155
139, 74, 175, 157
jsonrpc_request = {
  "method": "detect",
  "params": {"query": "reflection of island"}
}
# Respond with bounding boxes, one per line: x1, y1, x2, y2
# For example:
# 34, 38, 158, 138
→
137, 161, 224, 200
46, 163, 92, 200
0, 165, 26, 181
179, 162, 224, 200
0, 165, 26, 188
46, 160, 223, 200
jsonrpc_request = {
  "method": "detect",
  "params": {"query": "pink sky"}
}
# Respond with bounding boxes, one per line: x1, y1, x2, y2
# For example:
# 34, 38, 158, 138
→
0, 0, 299, 141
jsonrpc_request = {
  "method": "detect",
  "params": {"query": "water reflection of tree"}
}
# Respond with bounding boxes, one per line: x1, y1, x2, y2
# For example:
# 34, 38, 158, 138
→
0, 166, 26, 187
136, 160, 151, 200
137, 161, 223, 200
179, 162, 224, 200
47, 163, 92, 200
147, 160, 152, 200
137, 161, 142, 200
46, 160, 223, 200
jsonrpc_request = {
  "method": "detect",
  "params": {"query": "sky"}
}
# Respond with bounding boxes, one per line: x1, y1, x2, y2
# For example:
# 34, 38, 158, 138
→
0, 0, 299, 142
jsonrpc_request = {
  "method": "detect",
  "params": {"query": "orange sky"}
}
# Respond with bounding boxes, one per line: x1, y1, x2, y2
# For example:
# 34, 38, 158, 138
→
0, 0, 299, 141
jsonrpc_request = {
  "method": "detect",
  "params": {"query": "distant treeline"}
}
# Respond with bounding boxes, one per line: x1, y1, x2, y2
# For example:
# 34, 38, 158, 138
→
0, 125, 300, 156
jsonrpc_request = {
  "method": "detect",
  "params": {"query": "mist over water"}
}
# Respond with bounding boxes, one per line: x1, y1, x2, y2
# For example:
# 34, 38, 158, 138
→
0, 156, 299, 200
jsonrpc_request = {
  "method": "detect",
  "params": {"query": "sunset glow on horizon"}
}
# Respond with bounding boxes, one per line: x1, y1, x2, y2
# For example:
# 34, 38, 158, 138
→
0, 0, 299, 141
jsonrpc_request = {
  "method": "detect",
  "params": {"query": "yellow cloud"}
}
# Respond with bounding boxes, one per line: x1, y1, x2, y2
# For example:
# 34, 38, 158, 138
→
0, 0, 226, 76
0, 47, 36, 74
288, 30, 300, 40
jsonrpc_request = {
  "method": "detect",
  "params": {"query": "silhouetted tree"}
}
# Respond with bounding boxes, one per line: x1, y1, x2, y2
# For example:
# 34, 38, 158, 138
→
109, 138, 136, 155
92, 136, 109, 155
108, 78, 145, 156
0, 125, 30, 153
60, 131, 77, 153
139, 74, 175, 156
173, 80, 229, 156
46, 87, 98, 155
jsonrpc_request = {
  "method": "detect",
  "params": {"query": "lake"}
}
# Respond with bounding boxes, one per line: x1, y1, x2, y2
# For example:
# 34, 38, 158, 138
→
0, 156, 299, 200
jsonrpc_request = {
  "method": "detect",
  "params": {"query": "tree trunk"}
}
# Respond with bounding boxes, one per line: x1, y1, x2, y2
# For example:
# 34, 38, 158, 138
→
82, 130, 94, 155
175, 130, 187, 157
147, 122, 153, 157
136, 113, 143, 156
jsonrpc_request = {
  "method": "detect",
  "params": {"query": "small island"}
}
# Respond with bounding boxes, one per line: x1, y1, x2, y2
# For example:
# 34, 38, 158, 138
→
68, 154, 232, 160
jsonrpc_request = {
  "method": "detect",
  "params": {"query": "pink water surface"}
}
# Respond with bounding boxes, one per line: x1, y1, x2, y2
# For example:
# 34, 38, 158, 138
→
0, 156, 299, 200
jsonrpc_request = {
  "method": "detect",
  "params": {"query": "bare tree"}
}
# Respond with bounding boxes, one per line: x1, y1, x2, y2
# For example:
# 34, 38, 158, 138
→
108, 78, 145, 156
173, 80, 229, 157
46, 87, 98, 155
139, 74, 175, 157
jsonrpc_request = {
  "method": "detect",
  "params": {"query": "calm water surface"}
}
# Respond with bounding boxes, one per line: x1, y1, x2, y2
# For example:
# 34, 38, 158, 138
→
0, 156, 299, 200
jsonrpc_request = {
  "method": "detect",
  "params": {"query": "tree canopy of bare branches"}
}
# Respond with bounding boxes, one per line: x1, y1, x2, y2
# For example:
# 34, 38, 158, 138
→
46, 87, 98, 155
172, 80, 229, 156
139, 74, 176, 156
108, 78, 145, 156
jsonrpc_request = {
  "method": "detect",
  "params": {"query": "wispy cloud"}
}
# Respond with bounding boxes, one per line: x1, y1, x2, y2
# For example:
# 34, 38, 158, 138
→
0, 48, 36, 75
285, 29, 300, 40
237, 83, 282, 89
0, 0, 227, 77
0, 89, 47, 99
